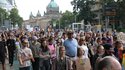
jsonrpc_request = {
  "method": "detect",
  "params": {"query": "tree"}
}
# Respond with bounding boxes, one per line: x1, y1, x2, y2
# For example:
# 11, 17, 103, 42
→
118, 0, 125, 25
0, 8, 9, 26
9, 8, 23, 27
59, 10, 75, 29
71, 0, 96, 24
17, 16, 23, 28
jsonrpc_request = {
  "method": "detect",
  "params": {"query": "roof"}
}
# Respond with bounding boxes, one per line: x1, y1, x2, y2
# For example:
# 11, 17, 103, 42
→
47, 0, 59, 8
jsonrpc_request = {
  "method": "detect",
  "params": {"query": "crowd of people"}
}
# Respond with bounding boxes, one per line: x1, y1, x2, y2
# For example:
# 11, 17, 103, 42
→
0, 29, 124, 70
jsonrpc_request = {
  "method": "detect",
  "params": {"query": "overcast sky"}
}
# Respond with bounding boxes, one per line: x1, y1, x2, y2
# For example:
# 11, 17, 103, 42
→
15, 0, 73, 20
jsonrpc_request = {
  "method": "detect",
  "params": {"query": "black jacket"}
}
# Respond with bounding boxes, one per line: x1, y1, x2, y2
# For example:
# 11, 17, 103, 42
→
7, 39, 16, 51
0, 41, 6, 54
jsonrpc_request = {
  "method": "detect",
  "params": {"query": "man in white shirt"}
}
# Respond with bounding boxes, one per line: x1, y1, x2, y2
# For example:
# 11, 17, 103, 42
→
18, 39, 34, 70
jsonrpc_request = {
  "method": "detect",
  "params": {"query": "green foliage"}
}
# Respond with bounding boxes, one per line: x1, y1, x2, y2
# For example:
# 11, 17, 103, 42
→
71, 0, 96, 24
60, 10, 75, 29
17, 16, 23, 28
9, 8, 23, 27
0, 8, 9, 26
119, 29, 125, 32
117, 0, 125, 25
0, 8, 23, 28
103, 0, 115, 3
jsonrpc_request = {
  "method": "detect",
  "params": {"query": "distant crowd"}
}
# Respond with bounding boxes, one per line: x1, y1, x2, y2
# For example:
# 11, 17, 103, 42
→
0, 29, 124, 70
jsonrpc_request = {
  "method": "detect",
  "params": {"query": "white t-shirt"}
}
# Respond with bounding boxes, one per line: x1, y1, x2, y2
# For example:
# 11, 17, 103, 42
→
18, 47, 32, 68
78, 45, 89, 58
15, 42, 20, 49
61, 38, 67, 44
74, 56, 91, 70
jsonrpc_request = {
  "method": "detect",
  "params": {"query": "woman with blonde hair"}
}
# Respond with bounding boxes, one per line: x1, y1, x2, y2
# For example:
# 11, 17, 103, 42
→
78, 37, 88, 58
73, 47, 91, 70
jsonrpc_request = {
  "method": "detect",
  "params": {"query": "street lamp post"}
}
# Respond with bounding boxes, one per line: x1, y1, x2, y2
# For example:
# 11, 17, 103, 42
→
64, 20, 67, 29
113, 0, 117, 30
75, 14, 77, 23
1, 13, 4, 27
105, 16, 109, 31
58, 15, 61, 30
59, 19, 60, 30
104, 3, 109, 31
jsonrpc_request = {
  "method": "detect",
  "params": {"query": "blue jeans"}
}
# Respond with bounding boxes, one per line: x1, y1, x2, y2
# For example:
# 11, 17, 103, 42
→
19, 66, 30, 70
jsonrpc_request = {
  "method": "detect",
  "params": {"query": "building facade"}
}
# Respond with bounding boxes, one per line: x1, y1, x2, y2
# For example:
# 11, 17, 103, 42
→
23, 0, 62, 30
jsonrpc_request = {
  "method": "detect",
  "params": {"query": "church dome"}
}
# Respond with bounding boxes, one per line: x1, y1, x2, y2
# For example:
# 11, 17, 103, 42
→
47, 0, 59, 8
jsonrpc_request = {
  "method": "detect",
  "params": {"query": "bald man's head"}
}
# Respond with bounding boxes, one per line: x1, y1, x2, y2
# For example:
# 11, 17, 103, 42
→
96, 56, 122, 70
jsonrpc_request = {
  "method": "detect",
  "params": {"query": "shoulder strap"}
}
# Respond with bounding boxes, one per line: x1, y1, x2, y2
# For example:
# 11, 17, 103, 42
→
66, 57, 68, 70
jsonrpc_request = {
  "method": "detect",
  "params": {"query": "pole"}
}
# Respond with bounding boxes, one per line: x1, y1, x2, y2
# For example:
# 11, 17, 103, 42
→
105, 16, 109, 31
105, 17, 107, 31
75, 15, 76, 23
113, 16, 115, 30
99, 7, 101, 25
107, 16, 109, 30
75, 6, 77, 23
1, 13, 3, 26
59, 19, 60, 30
0, 13, 2, 26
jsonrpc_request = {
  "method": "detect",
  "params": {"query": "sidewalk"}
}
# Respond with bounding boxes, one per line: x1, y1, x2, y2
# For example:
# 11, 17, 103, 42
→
0, 58, 19, 70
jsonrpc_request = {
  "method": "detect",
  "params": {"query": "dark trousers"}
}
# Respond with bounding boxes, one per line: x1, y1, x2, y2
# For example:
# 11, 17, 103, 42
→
19, 66, 30, 70
0, 53, 5, 64
32, 57, 40, 70
40, 60, 50, 70
8, 51, 14, 66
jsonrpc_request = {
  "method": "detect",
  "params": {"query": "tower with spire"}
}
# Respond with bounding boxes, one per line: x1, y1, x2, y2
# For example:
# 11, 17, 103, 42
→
29, 12, 34, 19
36, 10, 41, 17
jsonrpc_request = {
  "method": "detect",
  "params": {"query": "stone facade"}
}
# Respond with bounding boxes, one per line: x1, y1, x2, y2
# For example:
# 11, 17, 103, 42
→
91, 0, 102, 25
23, 0, 62, 29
